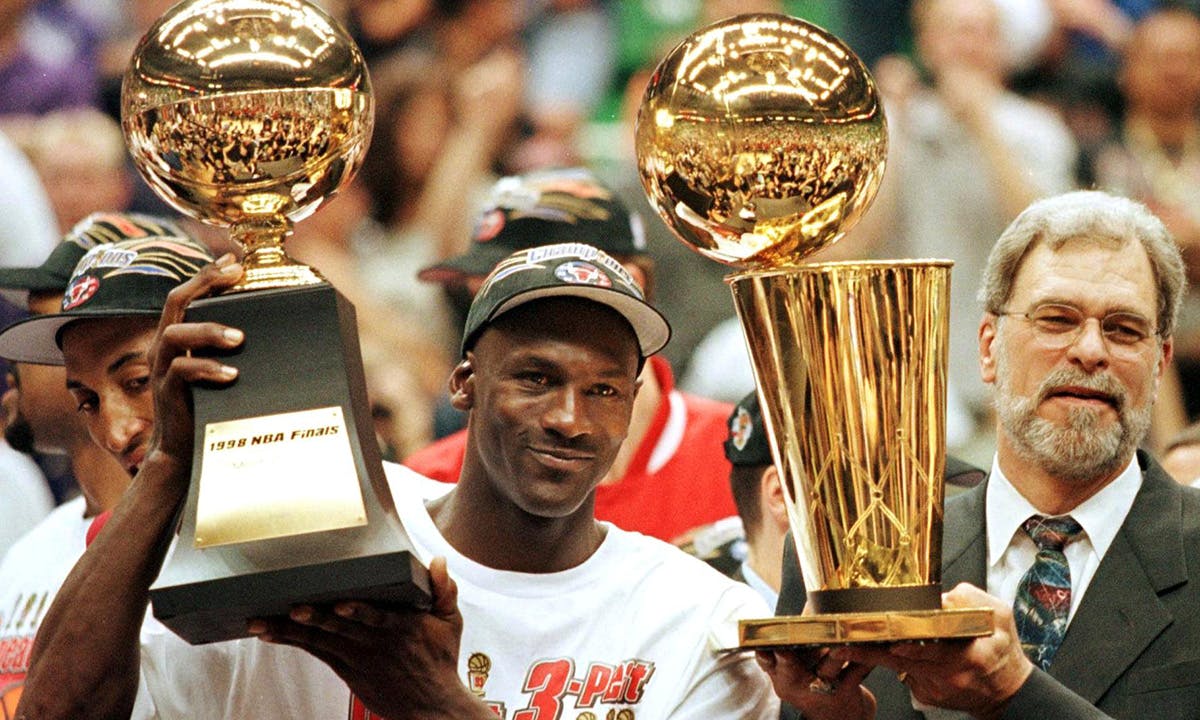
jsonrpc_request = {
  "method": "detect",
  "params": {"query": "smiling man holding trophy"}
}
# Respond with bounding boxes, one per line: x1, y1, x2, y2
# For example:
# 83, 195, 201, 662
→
639, 12, 1200, 720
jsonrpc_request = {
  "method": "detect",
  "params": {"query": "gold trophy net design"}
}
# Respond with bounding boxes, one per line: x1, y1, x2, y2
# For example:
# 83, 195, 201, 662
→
636, 14, 993, 646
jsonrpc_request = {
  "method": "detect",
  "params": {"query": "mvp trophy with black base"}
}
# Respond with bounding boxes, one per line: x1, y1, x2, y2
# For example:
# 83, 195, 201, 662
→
636, 14, 993, 647
122, 0, 430, 644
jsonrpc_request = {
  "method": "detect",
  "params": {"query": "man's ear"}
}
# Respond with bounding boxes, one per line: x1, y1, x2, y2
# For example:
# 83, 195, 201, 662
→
761, 466, 789, 533
979, 314, 999, 384
449, 355, 476, 411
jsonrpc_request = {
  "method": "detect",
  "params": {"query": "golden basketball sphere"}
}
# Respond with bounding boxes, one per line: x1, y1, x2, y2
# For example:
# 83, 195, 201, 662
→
121, 0, 372, 229
635, 14, 886, 268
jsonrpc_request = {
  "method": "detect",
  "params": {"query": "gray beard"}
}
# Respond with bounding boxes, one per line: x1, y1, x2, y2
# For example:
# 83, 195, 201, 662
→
994, 365, 1152, 484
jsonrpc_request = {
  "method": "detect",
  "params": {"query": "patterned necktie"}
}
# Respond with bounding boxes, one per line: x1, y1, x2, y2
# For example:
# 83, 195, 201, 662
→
1013, 514, 1084, 671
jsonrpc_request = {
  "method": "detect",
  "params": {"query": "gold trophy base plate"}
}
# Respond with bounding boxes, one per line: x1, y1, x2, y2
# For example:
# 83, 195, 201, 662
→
738, 607, 994, 650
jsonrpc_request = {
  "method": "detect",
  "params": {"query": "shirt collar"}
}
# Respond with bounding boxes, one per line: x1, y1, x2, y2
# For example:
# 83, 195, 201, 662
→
986, 452, 1142, 568
740, 561, 779, 610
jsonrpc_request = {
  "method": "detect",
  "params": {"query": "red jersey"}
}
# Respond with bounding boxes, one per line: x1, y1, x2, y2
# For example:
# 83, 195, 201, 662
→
403, 356, 737, 542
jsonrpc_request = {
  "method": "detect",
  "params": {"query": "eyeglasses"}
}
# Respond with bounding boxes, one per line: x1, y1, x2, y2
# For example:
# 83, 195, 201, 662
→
996, 303, 1159, 356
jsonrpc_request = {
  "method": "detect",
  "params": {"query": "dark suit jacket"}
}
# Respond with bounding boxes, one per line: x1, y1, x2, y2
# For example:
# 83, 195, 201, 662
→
778, 451, 1200, 719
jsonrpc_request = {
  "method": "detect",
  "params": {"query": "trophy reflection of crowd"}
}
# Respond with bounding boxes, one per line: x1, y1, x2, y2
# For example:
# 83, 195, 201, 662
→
5, 0, 1200, 718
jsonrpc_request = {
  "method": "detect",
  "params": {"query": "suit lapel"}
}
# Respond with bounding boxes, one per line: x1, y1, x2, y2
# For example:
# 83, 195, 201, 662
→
1045, 452, 1186, 703
942, 482, 987, 589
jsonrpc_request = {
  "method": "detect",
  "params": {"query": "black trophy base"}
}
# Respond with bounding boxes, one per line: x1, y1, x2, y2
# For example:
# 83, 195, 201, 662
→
151, 552, 429, 645
808, 583, 942, 614
151, 282, 430, 645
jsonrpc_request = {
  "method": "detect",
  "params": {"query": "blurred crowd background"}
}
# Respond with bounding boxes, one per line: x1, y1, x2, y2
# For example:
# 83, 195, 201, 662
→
3, 0, 1200, 513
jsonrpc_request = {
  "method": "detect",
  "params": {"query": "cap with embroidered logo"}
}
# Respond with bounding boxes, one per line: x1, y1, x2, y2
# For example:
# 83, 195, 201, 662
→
0, 234, 214, 365
418, 167, 648, 285
461, 242, 669, 359
0, 212, 192, 300
724, 391, 773, 467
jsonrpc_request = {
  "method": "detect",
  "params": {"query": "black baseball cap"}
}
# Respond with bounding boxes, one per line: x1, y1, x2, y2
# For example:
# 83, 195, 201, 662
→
418, 167, 648, 284
724, 391, 773, 466
0, 212, 192, 300
461, 242, 670, 358
0, 234, 213, 365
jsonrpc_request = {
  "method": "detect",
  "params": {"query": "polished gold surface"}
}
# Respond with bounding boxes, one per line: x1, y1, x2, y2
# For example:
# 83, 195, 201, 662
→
122, 0, 372, 290
731, 261, 951, 594
635, 14, 886, 268
194, 406, 367, 547
638, 15, 990, 642
738, 608, 994, 649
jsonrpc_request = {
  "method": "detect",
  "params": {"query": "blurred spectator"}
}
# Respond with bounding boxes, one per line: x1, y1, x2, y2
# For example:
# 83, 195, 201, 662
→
1094, 7, 1200, 421
0, 129, 57, 269
851, 0, 1077, 447
0, 0, 99, 115
0, 372, 52, 556
343, 0, 435, 62
720, 391, 790, 607
353, 49, 522, 379
1161, 420, 1200, 487
513, 0, 616, 171
287, 180, 445, 458
23, 108, 134, 233
96, 0, 183, 118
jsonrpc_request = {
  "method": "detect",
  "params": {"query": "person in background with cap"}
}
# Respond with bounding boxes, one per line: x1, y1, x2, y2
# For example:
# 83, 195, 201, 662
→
0, 217, 212, 715
718, 390, 791, 609
16, 242, 779, 720
407, 167, 739, 544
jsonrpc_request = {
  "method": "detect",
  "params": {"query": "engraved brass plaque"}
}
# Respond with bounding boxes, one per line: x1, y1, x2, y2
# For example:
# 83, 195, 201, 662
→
195, 406, 367, 547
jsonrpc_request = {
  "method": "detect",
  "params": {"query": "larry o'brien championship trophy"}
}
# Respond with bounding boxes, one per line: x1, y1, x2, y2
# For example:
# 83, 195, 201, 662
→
636, 15, 993, 647
122, 0, 429, 644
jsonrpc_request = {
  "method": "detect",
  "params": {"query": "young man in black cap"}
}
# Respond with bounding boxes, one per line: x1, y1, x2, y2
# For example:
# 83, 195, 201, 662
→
0, 215, 212, 714
17, 243, 778, 720
721, 390, 792, 609
408, 167, 739, 544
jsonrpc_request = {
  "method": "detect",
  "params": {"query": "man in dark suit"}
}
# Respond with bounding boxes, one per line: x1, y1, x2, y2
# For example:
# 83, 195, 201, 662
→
761, 190, 1200, 719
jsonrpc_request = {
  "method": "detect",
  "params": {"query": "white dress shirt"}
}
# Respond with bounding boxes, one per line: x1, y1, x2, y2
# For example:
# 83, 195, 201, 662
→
985, 454, 1142, 622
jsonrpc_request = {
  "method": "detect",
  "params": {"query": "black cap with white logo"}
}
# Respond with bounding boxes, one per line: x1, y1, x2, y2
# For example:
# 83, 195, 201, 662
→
461, 242, 670, 359
0, 234, 213, 365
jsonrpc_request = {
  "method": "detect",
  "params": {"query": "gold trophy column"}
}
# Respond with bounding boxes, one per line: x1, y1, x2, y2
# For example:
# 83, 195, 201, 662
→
634, 13, 992, 648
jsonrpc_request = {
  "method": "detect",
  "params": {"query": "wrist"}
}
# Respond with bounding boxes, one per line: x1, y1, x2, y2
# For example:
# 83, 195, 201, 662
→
136, 449, 192, 502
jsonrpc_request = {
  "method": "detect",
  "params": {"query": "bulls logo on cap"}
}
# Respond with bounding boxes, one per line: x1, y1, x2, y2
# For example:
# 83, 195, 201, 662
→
730, 406, 754, 451
62, 275, 100, 310
554, 260, 612, 288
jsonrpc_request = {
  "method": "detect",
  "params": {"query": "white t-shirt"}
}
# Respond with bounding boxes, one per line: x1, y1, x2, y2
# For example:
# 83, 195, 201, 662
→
396, 468, 779, 720
133, 463, 778, 719
0, 497, 88, 709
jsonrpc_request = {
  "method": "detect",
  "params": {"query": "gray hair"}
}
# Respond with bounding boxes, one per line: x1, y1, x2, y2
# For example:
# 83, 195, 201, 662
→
977, 190, 1186, 337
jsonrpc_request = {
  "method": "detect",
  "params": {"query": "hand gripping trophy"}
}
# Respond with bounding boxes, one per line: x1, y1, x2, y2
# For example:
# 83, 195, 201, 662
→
636, 15, 993, 646
122, 0, 428, 644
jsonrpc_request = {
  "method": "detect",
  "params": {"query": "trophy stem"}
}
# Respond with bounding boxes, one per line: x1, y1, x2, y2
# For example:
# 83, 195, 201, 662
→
228, 215, 325, 293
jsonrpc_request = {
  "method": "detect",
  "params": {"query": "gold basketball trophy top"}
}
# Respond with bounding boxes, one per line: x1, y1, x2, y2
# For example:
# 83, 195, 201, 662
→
636, 13, 885, 266
636, 14, 993, 647
120, 0, 430, 645
122, 0, 372, 291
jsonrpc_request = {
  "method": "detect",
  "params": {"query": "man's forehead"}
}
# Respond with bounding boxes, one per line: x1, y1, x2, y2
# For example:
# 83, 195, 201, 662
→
61, 317, 157, 368
478, 301, 640, 368
1011, 238, 1157, 309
